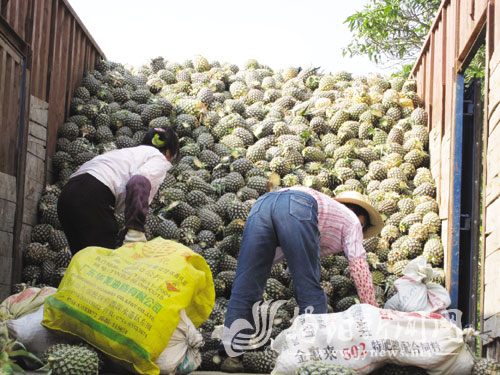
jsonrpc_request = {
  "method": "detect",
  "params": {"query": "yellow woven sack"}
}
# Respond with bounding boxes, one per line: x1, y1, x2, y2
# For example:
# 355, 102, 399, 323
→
42, 237, 215, 375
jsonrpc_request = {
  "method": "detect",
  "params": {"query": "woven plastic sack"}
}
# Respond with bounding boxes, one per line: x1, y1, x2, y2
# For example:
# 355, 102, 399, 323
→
384, 257, 451, 313
6, 305, 77, 368
0, 286, 56, 321
154, 309, 203, 374
271, 304, 474, 375
42, 237, 215, 375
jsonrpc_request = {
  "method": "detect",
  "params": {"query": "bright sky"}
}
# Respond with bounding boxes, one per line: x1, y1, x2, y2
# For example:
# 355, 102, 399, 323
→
68, 0, 391, 76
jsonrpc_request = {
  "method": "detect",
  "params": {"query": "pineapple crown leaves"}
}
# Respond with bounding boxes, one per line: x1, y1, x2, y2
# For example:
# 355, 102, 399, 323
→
0, 328, 43, 375
385, 191, 402, 202
297, 102, 313, 117
212, 181, 226, 197
163, 201, 181, 213
180, 228, 197, 245
373, 144, 389, 157
305, 76, 320, 89
218, 156, 233, 167
192, 157, 206, 169
155, 210, 171, 223
288, 164, 301, 173
300, 129, 312, 145
230, 148, 245, 160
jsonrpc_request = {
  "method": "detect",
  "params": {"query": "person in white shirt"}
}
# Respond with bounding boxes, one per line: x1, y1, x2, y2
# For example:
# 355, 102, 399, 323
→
57, 126, 179, 254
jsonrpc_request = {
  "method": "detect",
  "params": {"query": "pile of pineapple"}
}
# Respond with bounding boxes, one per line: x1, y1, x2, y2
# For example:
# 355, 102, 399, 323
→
17, 55, 449, 373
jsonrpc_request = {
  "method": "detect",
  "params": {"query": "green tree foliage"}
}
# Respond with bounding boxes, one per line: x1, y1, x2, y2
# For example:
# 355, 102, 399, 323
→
343, 0, 441, 65
390, 63, 414, 79
465, 44, 486, 83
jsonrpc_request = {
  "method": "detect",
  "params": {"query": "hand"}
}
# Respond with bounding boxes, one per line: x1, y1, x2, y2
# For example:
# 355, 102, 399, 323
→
123, 229, 147, 244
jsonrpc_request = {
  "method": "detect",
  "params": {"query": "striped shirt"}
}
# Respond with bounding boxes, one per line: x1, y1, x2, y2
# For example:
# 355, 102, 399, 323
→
273, 186, 365, 263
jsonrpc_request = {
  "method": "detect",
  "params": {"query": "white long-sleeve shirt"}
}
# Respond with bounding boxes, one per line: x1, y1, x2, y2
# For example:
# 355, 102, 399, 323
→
71, 145, 171, 214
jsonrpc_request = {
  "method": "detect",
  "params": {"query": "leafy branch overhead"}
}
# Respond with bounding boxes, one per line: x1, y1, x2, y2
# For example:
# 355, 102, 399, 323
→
343, 0, 441, 65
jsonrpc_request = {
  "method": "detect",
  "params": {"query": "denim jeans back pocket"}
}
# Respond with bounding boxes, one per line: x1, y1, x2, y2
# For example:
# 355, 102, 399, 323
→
247, 195, 267, 219
289, 194, 313, 221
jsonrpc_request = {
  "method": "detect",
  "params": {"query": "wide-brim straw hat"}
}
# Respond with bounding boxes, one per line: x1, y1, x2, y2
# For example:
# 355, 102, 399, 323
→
335, 191, 384, 238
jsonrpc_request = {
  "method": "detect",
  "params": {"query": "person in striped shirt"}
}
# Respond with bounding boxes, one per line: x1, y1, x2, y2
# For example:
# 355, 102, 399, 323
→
220, 187, 384, 372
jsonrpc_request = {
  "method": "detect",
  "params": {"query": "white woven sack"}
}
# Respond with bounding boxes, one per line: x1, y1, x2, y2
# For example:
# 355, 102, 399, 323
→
154, 309, 203, 375
271, 304, 474, 375
385, 257, 451, 313
6, 305, 77, 367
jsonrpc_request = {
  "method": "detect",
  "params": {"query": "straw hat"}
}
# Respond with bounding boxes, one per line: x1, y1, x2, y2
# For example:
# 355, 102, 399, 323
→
335, 191, 384, 238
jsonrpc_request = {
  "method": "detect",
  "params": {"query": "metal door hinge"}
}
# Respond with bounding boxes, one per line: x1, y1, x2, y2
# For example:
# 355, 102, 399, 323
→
460, 214, 471, 231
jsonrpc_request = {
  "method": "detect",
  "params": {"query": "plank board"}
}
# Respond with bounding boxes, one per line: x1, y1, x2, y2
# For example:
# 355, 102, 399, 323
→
0, 35, 23, 176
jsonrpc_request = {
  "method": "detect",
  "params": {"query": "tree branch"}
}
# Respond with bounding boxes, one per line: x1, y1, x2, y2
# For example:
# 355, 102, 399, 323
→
343, 0, 440, 66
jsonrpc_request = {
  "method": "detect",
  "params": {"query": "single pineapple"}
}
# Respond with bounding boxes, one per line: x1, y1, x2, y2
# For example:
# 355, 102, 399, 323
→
43, 344, 99, 375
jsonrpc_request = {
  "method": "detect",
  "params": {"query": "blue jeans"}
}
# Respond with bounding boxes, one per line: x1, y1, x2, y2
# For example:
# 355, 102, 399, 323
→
222, 190, 327, 352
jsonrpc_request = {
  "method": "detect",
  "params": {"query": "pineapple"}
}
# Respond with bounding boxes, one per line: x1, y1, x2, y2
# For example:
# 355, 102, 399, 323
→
219, 254, 238, 272
21, 58, 454, 366
302, 147, 326, 163
335, 295, 358, 311
270, 156, 291, 177
227, 200, 250, 221
242, 350, 277, 374
422, 212, 441, 233
408, 223, 430, 243
193, 55, 210, 72
423, 237, 444, 266
472, 358, 500, 375
400, 237, 423, 259
389, 259, 410, 276
413, 182, 436, 197
43, 344, 99, 375
381, 224, 400, 244
363, 237, 379, 253
23, 242, 50, 266
263, 278, 291, 300
372, 270, 385, 285
201, 350, 222, 371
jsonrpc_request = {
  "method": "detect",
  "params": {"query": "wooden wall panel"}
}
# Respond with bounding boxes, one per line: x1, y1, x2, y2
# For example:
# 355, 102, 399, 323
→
0, 32, 24, 176
30, 0, 52, 101
491, 0, 500, 70
412, 0, 492, 302
445, 1, 456, 137
0, 0, 29, 41
425, 39, 434, 126
1, 0, 105, 164
46, 1, 71, 164
458, 0, 474, 55
412, 0, 490, 149
432, 22, 444, 132
0, 0, 105, 304
415, 54, 426, 104
476, 0, 489, 17
458, 0, 489, 66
